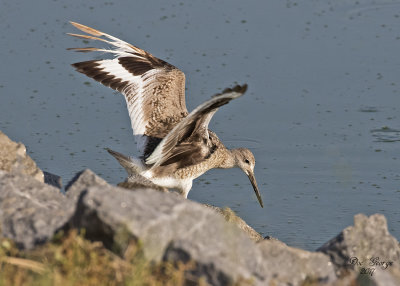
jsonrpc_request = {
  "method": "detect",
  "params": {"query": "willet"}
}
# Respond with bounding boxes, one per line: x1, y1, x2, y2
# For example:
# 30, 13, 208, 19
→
68, 22, 263, 207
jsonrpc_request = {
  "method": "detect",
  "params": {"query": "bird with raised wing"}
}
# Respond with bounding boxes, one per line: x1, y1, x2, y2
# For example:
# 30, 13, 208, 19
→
68, 22, 263, 207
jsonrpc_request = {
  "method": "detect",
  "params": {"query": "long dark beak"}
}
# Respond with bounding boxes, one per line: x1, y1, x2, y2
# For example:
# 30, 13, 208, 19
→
247, 171, 264, 208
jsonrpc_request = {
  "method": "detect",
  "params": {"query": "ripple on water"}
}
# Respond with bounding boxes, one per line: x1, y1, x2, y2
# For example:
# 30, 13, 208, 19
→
371, 126, 400, 143
358, 106, 379, 113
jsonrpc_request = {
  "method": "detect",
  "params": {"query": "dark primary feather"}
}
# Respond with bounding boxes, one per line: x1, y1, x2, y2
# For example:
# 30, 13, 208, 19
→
72, 60, 129, 92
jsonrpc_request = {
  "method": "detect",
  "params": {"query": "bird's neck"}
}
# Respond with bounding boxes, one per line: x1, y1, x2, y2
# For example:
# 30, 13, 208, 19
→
219, 149, 238, 169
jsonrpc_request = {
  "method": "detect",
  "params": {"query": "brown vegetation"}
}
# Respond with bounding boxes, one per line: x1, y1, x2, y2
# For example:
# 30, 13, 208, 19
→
0, 230, 208, 286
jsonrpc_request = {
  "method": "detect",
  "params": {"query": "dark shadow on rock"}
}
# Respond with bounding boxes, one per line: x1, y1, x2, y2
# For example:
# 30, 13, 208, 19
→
44, 171, 62, 189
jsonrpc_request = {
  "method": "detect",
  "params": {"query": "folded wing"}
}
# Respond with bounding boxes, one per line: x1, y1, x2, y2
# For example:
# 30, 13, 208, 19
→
146, 85, 247, 167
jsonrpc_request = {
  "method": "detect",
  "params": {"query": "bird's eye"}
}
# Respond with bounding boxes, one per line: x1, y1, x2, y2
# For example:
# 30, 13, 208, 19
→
244, 159, 250, 164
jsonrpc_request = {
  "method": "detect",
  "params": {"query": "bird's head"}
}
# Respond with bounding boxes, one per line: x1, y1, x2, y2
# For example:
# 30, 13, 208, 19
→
232, 148, 264, 208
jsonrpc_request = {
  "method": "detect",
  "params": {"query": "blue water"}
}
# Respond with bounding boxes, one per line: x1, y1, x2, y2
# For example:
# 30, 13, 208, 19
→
1, 0, 399, 250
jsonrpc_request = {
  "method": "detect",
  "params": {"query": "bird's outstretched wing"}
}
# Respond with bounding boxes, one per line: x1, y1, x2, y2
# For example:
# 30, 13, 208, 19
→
146, 84, 247, 167
68, 22, 188, 156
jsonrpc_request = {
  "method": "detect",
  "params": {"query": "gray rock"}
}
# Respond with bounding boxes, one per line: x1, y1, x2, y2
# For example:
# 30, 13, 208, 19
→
44, 171, 62, 189
371, 267, 400, 286
330, 267, 400, 286
70, 184, 269, 285
0, 131, 44, 182
318, 213, 400, 282
0, 171, 72, 249
204, 204, 263, 242
3, 129, 398, 286
65, 169, 109, 200
258, 239, 336, 285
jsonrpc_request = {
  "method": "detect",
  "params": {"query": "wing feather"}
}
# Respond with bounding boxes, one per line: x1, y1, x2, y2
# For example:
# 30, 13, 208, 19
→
68, 22, 188, 156
146, 85, 248, 167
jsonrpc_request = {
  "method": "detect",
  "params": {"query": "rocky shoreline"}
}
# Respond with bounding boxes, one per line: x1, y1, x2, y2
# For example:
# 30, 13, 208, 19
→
0, 130, 399, 285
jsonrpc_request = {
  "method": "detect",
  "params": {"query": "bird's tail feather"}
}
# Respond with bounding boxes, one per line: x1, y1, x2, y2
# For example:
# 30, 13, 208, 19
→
106, 148, 145, 175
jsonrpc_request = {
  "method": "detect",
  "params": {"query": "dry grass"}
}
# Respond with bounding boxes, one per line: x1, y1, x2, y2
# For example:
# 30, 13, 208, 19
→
0, 230, 209, 286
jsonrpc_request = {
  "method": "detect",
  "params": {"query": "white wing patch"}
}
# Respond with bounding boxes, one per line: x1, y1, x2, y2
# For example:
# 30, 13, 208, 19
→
98, 59, 134, 82
96, 59, 159, 147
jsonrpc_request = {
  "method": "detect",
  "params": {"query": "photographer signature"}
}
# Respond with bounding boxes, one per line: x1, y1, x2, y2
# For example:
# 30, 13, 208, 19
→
348, 256, 394, 276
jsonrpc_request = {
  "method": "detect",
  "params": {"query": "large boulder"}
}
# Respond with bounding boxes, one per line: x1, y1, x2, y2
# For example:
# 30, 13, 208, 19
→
68, 181, 344, 285
0, 171, 72, 249
0, 131, 44, 182
318, 213, 400, 284
69, 184, 268, 285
